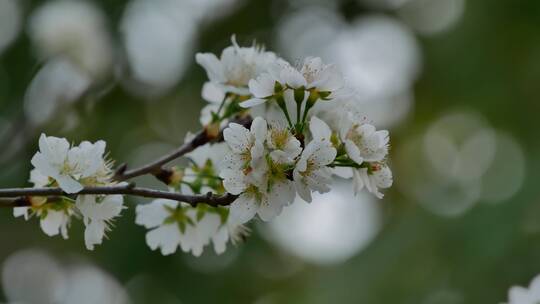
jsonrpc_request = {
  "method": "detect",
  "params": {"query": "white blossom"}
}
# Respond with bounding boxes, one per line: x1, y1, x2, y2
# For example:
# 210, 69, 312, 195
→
76, 195, 125, 250
352, 163, 393, 199
30, 134, 109, 193
220, 117, 267, 194
14, 203, 74, 239
196, 35, 277, 103
300, 57, 344, 93
29, 169, 50, 188
340, 117, 389, 165
221, 117, 296, 223
211, 219, 250, 254
136, 199, 240, 256
293, 117, 336, 202
241, 56, 343, 109
228, 177, 295, 224
180, 134, 229, 195
266, 121, 302, 164
506, 274, 540, 304
13, 168, 75, 239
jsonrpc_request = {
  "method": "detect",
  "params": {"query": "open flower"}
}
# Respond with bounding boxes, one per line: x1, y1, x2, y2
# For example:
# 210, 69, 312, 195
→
30, 134, 108, 193
266, 121, 302, 164
136, 199, 235, 256
228, 175, 295, 224
300, 57, 343, 93
225, 150, 296, 223
76, 194, 125, 250
293, 117, 336, 202
221, 116, 296, 223
352, 163, 393, 199
220, 117, 267, 194
340, 118, 389, 165
240, 72, 279, 108
13, 169, 75, 239
211, 219, 250, 254
196, 35, 277, 103
240, 56, 343, 109
180, 134, 229, 195
14, 200, 75, 239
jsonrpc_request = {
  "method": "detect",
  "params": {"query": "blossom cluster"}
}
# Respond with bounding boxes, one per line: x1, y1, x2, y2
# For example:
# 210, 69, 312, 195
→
15, 134, 123, 250
12, 36, 393, 256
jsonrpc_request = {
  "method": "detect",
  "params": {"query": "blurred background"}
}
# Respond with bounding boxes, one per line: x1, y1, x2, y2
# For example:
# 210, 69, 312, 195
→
0, 0, 539, 303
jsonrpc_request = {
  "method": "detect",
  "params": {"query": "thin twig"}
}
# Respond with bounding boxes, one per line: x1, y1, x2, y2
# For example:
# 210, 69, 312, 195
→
113, 115, 252, 182
0, 184, 238, 208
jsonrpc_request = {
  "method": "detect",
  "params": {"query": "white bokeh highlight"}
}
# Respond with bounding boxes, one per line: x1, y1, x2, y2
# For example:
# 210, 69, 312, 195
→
262, 181, 381, 265
0, 0, 22, 55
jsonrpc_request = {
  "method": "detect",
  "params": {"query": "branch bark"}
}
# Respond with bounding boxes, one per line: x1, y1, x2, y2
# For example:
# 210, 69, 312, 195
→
0, 116, 251, 209
0, 184, 237, 208
113, 115, 252, 182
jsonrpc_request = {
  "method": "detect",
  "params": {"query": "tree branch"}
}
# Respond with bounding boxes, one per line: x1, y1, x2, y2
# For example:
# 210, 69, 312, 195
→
0, 184, 238, 208
113, 115, 252, 182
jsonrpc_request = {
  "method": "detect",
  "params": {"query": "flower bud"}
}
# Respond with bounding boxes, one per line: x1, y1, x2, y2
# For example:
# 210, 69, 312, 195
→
205, 122, 221, 139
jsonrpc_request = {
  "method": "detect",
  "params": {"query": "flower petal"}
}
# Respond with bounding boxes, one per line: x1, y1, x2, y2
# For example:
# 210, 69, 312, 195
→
239, 97, 266, 108
310, 116, 332, 142
146, 224, 181, 255
229, 193, 258, 224
195, 53, 226, 83
135, 199, 178, 229
345, 140, 364, 165
84, 220, 105, 250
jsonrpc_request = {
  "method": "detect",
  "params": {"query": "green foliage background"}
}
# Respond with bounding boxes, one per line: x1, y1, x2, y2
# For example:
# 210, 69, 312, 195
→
0, 0, 539, 303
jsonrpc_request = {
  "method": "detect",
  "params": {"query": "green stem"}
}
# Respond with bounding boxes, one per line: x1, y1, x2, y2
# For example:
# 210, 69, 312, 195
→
276, 95, 294, 129
329, 162, 361, 168
216, 94, 229, 118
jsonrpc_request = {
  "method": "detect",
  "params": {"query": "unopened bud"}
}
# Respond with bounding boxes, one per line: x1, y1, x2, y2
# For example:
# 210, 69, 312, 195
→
205, 122, 220, 139
169, 167, 184, 185
29, 196, 47, 206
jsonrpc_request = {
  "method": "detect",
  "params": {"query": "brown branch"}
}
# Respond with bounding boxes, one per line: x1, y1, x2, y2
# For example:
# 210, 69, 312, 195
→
113, 115, 252, 182
0, 184, 238, 208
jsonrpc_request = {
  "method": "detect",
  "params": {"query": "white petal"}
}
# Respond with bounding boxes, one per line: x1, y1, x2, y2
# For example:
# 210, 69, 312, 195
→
195, 53, 226, 83
374, 165, 393, 189
293, 171, 312, 203
302, 140, 336, 167
55, 175, 83, 194
146, 224, 182, 255
345, 140, 364, 165
29, 169, 50, 187
13, 207, 30, 220
223, 123, 251, 153
280, 66, 306, 89
305, 170, 332, 193
248, 73, 275, 98
509, 286, 533, 304
135, 199, 178, 229
229, 193, 258, 224
76, 195, 124, 221
250, 117, 268, 142
84, 220, 105, 250
67, 140, 106, 178
30, 153, 60, 180
260, 180, 295, 221
220, 169, 247, 195
310, 116, 332, 142
40, 210, 69, 238
239, 98, 266, 108
37, 133, 70, 166
332, 167, 353, 179
212, 226, 229, 255
316, 64, 343, 92
201, 81, 226, 103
